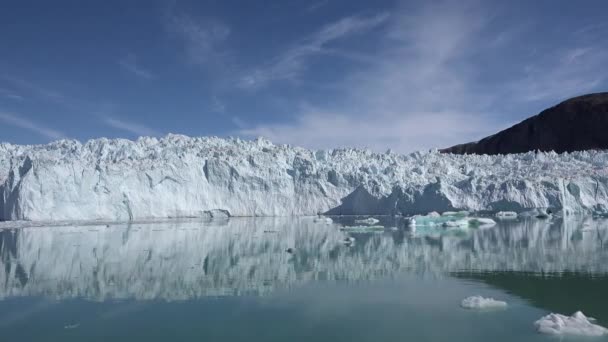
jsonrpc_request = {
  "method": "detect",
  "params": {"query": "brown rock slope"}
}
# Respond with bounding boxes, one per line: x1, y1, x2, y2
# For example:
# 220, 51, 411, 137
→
441, 92, 608, 155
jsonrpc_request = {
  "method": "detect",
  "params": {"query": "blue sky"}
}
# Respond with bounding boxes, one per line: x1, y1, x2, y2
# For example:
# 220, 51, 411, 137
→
1, 0, 607, 152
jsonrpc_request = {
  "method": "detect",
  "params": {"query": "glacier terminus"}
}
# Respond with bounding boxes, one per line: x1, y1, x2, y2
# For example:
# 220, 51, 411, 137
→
2, 135, 608, 221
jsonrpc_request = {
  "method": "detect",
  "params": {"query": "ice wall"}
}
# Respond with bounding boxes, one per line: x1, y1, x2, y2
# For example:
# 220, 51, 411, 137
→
2, 135, 608, 221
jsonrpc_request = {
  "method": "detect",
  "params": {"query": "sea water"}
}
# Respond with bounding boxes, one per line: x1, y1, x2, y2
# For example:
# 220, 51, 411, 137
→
0, 216, 606, 341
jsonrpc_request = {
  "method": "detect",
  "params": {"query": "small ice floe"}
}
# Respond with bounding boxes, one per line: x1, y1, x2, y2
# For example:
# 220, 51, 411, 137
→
461, 296, 507, 310
495, 211, 518, 219
534, 311, 608, 336
468, 218, 497, 228
408, 213, 495, 230
64, 323, 80, 329
354, 217, 380, 225
442, 219, 469, 228
313, 216, 333, 224
442, 211, 469, 217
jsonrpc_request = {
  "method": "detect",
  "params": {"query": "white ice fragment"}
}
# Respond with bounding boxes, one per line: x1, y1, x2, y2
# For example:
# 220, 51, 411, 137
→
461, 296, 507, 309
495, 211, 518, 219
354, 217, 380, 225
535, 311, 608, 336
442, 219, 469, 228
427, 211, 441, 218
442, 210, 470, 217
468, 218, 496, 227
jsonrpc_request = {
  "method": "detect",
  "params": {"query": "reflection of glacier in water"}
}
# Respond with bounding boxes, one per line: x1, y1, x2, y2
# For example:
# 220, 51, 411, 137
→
0, 217, 607, 301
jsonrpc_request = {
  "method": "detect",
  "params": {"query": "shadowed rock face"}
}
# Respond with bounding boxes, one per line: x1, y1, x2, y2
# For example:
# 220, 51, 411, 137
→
441, 92, 608, 155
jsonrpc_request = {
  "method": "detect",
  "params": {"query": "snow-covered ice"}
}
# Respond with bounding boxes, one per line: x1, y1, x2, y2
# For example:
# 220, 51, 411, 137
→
535, 311, 608, 336
2, 135, 608, 221
461, 296, 508, 309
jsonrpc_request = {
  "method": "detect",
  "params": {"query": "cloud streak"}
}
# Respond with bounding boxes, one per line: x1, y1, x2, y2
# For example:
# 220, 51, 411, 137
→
238, 13, 389, 89
118, 54, 155, 80
0, 112, 65, 140
237, 1, 608, 152
164, 10, 230, 67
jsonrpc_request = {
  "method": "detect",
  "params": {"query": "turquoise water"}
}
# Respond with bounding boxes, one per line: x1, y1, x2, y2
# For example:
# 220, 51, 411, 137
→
0, 216, 607, 341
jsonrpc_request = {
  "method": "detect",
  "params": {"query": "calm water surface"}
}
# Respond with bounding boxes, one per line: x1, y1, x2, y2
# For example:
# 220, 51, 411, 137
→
0, 216, 607, 341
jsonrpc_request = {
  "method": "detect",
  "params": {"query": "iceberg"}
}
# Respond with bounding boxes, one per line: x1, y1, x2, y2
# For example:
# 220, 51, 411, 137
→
535, 311, 608, 336
460, 296, 507, 309
2, 135, 608, 221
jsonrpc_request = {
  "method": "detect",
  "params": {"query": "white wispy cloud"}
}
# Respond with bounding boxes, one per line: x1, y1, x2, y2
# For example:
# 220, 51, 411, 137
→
306, 0, 329, 12
1, 76, 71, 107
164, 10, 230, 66
238, 13, 389, 89
118, 54, 155, 80
0, 111, 65, 140
103, 117, 160, 137
0, 88, 23, 101
237, 1, 608, 152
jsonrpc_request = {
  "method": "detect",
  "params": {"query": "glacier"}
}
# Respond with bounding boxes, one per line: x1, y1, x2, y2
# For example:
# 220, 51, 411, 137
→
2, 135, 608, 221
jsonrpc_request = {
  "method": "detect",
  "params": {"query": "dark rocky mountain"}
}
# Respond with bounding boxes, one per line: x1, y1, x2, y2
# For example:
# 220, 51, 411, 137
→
441, 92, 608, 155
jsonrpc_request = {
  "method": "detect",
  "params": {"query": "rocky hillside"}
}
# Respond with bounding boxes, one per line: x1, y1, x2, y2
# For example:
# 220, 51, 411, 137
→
441, 92, 608, 155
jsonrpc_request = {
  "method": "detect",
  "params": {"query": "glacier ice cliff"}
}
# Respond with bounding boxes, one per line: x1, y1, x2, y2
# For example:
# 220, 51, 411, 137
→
2, 135, 608, 221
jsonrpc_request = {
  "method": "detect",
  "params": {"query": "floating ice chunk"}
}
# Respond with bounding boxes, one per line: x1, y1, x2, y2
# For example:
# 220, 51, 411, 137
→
468, 218, 497, 227
442, 219, 469, 228
313, 216, 333, 224
64, 323, 80, 329
427, 211, 441, 218
442, 211, 469, 217
534, 311, 608, 336
461, 296, 507, 309
496, 211, 518, 219
354, 217, 380, 225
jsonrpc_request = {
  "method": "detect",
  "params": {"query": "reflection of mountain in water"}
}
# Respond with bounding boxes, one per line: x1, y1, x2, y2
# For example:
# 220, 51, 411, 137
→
0, 217, 607, 301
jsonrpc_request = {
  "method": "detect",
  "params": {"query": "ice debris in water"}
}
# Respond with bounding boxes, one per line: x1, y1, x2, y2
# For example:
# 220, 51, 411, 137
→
354, 217, 380, 225
535, 311, 608, 336
408, 212, 495, 229
461, 296, 508, 309
468, 218, 497, 228
495, 211, 518, 219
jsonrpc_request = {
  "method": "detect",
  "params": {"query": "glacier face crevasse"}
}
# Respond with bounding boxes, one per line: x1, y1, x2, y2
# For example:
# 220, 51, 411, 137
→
1, 135, 608, 221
